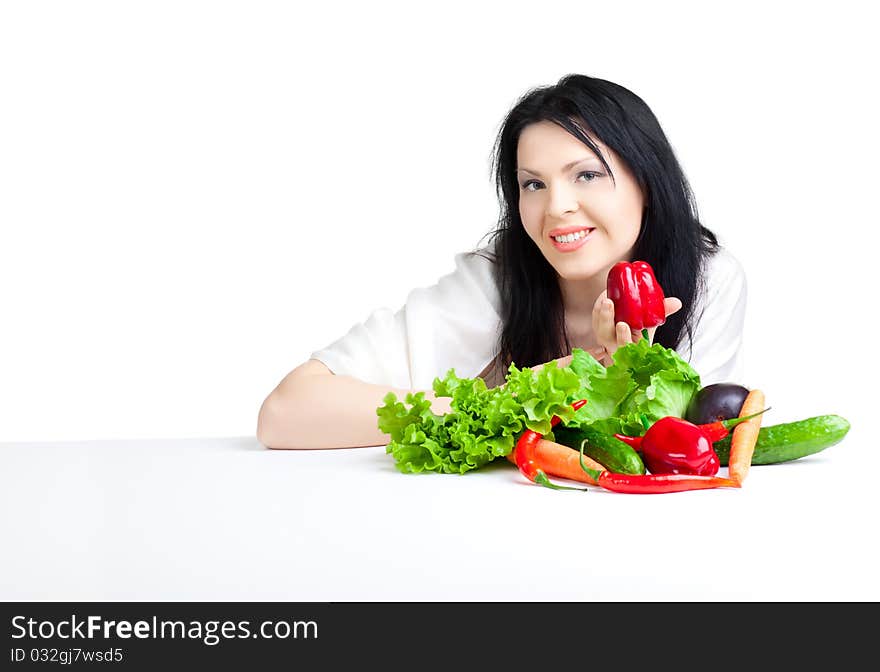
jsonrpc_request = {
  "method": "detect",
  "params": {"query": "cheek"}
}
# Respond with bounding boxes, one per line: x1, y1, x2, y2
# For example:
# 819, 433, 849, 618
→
596, 191, 643, 243
610, 213, 642, 246
518, 199, 541, 242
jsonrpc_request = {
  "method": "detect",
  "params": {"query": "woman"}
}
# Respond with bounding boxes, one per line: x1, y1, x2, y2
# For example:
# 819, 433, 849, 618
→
257, 74, 746, 449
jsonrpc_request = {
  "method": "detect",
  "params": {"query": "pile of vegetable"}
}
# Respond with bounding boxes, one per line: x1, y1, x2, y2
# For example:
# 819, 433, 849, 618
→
377, 336, 699, 470
375, 260, 851, 494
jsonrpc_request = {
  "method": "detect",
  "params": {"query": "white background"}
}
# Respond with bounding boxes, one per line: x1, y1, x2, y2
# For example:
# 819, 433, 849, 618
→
2, 1, 879, 606
1, 1, 877, 443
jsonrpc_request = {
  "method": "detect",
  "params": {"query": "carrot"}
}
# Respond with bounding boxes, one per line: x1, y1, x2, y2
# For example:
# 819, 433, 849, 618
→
728, 388, 765, 485
507, 438, 603, 485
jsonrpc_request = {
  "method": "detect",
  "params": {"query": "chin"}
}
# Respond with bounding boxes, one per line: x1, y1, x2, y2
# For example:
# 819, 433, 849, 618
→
552, 256, 608, 280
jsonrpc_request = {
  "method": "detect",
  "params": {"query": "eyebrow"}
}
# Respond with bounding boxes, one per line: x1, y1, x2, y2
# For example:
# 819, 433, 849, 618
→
516, 156, 601, 177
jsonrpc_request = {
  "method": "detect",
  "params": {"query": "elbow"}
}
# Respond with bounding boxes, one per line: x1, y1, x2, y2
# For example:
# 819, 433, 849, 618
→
258, 360, 329, 449
257, 389, 315, 449
256, 395, 288, 449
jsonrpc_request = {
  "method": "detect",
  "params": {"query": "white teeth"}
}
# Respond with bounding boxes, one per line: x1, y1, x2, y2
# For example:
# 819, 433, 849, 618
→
552, 229, 590, 243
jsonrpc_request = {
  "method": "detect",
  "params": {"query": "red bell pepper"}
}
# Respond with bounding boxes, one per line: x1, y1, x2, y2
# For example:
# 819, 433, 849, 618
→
637, 416, 722, 476
606, 260, 666, 336
613, 409, 769, 476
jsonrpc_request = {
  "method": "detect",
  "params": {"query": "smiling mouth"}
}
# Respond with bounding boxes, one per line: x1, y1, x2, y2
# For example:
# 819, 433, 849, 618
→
550, 228, 594, 244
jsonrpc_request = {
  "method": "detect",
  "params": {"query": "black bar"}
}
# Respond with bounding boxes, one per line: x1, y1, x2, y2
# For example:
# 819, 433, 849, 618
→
1, 602, 874, 668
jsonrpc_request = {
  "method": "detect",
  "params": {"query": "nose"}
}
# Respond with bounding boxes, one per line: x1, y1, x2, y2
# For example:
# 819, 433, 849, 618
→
545, 183, 579, 218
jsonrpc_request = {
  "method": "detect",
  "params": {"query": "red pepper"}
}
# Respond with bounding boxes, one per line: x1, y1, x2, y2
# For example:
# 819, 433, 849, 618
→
606, 260, 666, 334
614, 434, 645, 451
514, 399, 588, 490
575, 439, 738, 492
640, 416, 721, 476
698, 409, 768, 442
579, 466, 740, 494
613, 409, 769, 476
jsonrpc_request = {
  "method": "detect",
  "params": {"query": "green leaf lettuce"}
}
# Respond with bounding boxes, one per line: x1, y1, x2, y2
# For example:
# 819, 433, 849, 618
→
376, 338, 701, 474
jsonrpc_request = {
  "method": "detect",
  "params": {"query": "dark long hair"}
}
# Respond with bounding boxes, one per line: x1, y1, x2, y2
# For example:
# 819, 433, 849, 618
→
479, 73, 719, 374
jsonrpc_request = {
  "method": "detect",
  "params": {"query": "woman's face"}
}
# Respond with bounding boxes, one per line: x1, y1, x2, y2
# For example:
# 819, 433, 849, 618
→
516, 120, 645, 281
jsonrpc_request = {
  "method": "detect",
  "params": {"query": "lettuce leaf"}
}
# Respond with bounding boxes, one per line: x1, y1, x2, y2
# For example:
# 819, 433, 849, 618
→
376, 338, 701, 474
377, 361, 581, 474
566, 338, 701, 436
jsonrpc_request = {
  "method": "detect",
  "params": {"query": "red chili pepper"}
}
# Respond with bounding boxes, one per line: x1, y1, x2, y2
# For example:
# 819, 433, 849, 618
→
581, 467, 740, 494
606, 260, 666, 334
698, 408, 769, 442
614, 433, 644, 451
514, 399, 588, 490
576, 442, 738, 492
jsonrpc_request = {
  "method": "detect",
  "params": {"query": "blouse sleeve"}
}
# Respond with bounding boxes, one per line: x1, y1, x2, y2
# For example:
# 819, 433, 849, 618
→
308, 249, 502, 390
677, 246, 748, 386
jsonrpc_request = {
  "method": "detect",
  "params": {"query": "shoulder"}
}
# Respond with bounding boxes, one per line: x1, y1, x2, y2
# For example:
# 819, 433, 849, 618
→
682, 245, 748, 384
687, 244, 748, 333
450, 239, 498, 282
416, 242, 500, 312
703, 245, 746, 285
700, 245, 747, 303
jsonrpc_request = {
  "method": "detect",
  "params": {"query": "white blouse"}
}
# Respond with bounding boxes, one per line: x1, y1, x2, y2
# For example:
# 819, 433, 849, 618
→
310, 245, 747, 390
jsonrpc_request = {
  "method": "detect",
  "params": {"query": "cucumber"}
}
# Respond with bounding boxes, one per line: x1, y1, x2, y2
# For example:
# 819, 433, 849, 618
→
712, 414, 850, 466
553, 425, 646, 475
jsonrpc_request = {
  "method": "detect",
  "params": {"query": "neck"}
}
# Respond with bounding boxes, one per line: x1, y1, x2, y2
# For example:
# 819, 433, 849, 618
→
558, 271, 609, 347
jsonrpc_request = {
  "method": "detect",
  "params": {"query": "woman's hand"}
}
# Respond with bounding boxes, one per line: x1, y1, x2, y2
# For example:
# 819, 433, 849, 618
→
592, 290, 683, 367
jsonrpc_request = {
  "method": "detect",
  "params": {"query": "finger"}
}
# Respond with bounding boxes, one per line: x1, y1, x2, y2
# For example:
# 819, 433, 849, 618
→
592, 292, 612, 326
664, 296, 683, 318
591, 290, 608, 316
596, 348, 612, 368
616, 321, 633, 346
592, 297, 617, 346
603, 298, 616, 334
632, 297, 680, 345
588, 346, 606, 361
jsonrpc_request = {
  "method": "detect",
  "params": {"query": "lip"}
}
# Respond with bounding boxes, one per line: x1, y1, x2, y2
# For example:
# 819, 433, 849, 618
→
548, 226, 595, 253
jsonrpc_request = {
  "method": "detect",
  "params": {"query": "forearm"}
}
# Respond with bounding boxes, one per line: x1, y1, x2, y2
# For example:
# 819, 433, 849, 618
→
257, 373, 451, 450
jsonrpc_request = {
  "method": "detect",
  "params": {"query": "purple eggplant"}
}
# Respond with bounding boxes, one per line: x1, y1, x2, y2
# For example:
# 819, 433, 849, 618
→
684, 383, 751, 425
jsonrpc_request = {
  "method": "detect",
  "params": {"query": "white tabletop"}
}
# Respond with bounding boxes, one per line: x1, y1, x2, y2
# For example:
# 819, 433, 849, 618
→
2, 429, 877, 602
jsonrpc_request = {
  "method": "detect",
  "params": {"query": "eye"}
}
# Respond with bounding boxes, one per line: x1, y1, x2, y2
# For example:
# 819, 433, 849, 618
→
519, 171, 602, 192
